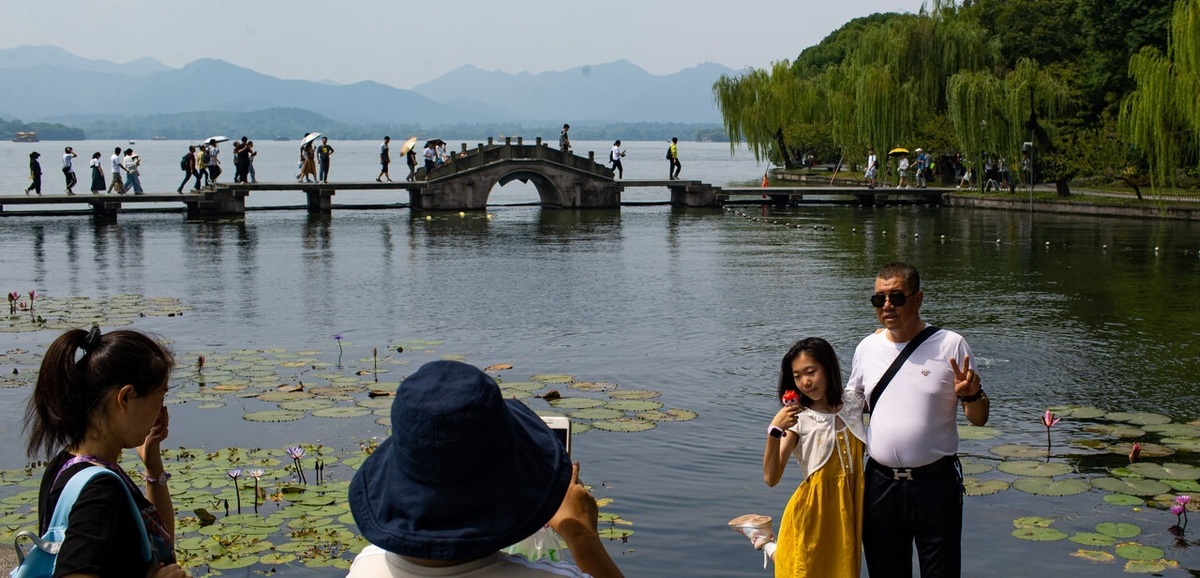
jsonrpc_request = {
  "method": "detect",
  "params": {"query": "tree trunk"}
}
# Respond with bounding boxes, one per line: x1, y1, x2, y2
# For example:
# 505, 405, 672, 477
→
1055, 179, 1071, 196
774, 128, 795, 170
1121, 176, 1144, 200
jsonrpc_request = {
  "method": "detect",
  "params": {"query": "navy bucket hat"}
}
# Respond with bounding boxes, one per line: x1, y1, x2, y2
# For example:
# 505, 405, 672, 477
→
349, 360, 572, 561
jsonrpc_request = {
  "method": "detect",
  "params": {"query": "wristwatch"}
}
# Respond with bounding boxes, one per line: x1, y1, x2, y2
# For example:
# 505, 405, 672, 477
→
768, 425, 785, 439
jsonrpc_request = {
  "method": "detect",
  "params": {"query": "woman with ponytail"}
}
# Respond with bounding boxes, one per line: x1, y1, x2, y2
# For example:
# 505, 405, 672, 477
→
24, 325, 187, 578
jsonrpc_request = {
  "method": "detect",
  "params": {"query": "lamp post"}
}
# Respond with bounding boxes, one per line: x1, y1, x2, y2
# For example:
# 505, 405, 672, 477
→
979, 120, 987, 194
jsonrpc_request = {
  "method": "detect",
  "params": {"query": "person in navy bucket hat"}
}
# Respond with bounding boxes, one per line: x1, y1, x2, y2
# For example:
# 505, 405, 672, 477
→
347, 360, 624, 578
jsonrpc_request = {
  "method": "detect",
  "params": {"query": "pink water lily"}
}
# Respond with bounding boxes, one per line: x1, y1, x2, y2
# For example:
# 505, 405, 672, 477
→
1041, 410, 1061, 460
1172, 496, 1190, 531
1129, 442, 1142, 463
1177, 495, 1191, 506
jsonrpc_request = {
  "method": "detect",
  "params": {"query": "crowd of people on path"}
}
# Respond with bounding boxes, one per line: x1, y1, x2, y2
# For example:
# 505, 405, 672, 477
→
19, 129, 688, 195
863, 145, 1032, 193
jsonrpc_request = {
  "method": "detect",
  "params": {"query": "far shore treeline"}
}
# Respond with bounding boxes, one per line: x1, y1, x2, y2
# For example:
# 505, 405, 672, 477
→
713, 0, 1200, 194
4, 107, 724, 144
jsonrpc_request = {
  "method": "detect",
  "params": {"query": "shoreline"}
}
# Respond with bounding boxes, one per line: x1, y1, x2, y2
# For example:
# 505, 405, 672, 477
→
948, 193, 1200, 221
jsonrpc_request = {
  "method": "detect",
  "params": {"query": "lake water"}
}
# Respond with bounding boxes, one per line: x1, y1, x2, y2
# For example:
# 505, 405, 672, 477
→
2, 140, 1200, 576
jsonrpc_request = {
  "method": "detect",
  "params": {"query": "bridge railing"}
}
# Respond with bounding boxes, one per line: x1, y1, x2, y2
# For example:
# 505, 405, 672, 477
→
424, 137, 614, 180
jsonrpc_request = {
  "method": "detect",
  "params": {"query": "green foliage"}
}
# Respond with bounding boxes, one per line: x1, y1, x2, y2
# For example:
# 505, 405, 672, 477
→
0, 117, 86, 140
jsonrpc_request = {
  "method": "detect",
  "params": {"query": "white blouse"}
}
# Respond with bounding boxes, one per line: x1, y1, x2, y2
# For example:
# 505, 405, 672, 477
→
786, 391, 866, 485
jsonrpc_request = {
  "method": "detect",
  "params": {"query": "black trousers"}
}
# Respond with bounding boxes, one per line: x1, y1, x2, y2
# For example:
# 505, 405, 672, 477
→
863, 456, 963, 578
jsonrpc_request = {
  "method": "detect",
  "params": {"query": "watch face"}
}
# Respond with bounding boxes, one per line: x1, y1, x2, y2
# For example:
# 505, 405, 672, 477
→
769, 426, 784, 439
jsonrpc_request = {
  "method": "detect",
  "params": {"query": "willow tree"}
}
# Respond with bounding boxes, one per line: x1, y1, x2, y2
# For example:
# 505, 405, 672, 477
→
713, 0, 1000, 165
1119, 0, 1200, 188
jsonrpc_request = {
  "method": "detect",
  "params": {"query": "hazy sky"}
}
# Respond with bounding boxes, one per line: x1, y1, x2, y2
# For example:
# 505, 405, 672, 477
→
1, 0, 924, 88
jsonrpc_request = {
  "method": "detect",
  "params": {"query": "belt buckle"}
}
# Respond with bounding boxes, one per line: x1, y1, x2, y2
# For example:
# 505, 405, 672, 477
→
893, 468, 913, 480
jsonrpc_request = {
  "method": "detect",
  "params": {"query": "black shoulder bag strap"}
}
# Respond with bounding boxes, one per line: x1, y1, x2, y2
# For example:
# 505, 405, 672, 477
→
867, 325, 940, 413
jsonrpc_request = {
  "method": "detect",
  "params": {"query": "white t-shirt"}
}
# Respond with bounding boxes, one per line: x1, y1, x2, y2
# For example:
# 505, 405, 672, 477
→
611, 146, 621, 162
847, 325, 972, 468
111, 154, 122, 173
346, 545, 591, 577
89, 158, 101, 169
62, 153, 73, 169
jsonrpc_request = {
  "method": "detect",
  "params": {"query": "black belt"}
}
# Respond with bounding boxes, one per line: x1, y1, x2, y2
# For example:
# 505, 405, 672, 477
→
868, 455, 957, 481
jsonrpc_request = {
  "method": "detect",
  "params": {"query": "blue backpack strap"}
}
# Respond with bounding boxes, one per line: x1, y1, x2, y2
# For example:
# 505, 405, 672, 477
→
48, 466, 151, 562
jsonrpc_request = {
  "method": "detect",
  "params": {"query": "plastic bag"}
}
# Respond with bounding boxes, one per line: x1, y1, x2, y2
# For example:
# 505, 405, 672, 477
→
502, 526, 567, 562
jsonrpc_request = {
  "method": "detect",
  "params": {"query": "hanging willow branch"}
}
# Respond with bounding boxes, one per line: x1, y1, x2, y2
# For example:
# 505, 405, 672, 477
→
1119, 0, 1200, 188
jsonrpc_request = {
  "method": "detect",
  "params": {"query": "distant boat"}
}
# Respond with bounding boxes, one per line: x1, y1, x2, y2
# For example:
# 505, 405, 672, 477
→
151, 136, 167, 141
274, 136, 290, 141
12, 131, 38, 142
129, 140, 136, 145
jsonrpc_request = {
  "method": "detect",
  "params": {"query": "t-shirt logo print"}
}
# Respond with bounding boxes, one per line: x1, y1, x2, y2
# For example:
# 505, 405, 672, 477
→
921, 370, 931, 376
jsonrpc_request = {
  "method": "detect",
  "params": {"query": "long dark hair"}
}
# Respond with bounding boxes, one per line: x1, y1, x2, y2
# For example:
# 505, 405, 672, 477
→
776, 337, 843, 408
24, 327, 175, 459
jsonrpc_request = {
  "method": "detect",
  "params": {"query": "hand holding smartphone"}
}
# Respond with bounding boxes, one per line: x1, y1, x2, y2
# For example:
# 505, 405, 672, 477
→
541, 416, 571, 455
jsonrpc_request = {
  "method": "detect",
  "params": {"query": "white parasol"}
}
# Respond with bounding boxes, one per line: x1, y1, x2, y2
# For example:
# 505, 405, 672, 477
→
205, 136, 230, 145
300, 133, 322, 146
399, 137, 419, 155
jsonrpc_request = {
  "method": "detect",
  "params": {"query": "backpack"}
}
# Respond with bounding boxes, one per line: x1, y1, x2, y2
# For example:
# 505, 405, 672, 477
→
666, 147, 672, 160
201, 150, 212, 165
180, 154, 190, 171
10, 466, 150, 578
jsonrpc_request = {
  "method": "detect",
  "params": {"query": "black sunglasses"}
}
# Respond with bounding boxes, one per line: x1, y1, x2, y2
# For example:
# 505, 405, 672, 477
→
870, 291, 915, 308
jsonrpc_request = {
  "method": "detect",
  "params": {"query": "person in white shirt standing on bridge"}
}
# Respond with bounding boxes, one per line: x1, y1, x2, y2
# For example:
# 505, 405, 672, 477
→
108, 147, 126, 195
62, 146, 78, 195
610, 140, 625, 179
377, 136, 392, 182
559, 123, 571, 155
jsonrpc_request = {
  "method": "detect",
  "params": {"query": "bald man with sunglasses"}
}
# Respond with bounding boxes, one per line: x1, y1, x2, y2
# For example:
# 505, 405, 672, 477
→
847, 262, 989, 578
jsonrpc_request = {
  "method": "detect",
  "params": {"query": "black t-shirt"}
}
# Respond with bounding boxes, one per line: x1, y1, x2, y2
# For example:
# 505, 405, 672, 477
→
38, 451, 163, 578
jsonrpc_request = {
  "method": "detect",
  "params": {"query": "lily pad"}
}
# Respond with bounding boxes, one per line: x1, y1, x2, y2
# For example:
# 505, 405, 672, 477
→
957, 425, 1002, 440
571, 381, 619, 392
1163, 479, 1200, 493
1070, 549, 1115, 563
1123, 559, 1178, 573
243, 410, 306, 423
1102, 494, 1145, 507
604, 399, 664, 412
1052, 405, 1107, 419
989, 444, 1050, 459
1083, 424, 1146, 439
569, 408, 625, 420
1113, 543, 1163, 561
962, 478, 1008, 496
1069, 532, 1116, 546
1012, 477, 1090, 496
959, 458, 994, 475
1095, 522, 1141, 538
607, 389, 661, 400
311, 406, 372, 418
1126, 462, 1200, 480
1091, 477, 1170, 496
1011, 526, 1068, 541
996, 460, 1074, 477
591, 418, 656, 432
1013, 516, 1056, 528
1142, 423, 1200, 437
1160, 437, 1200, 452
530, 374, 574, 384
635, 408, 698, 422
548, 397, 606, 409
1105, 411, 1171, 426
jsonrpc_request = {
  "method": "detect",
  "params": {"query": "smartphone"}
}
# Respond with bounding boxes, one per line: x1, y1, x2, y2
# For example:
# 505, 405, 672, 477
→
541, 416, 571, 455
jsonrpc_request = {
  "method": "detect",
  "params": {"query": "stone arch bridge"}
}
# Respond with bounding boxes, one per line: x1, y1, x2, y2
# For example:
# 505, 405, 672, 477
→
410, 137, 720, 210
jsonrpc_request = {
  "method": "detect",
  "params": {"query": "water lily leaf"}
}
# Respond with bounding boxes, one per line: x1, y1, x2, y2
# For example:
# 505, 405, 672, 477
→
1160, 438, 1200, 452
1011, 526, 1068, 541
1091, 477, 1170, 496
260, 552, 297, 565
209, 555, 259, 569
1102, 494, 1145, 507
598, 527, 635, 540
1013, 516, 1056, 528
530, 374, 574, 383
243, 410, 306, 423
1095, 522, 1141, 538
957, 425, 1002, 440
1012, 477, 1090, 496
1124, 560, 1177, 573
1051, 405, 1107, 419
498, 381, 548, 392
989, 444, 1049, 459
1071, 549, 1115, 563
1126, 462, 1200, 480
1163, 479, 1200, 493
311, 406, 372, 418
636, 408, 698, 422
1105, 411, 1172, 426
1113, 543, 1164, 561
604, 399, 663, 412
569, 408, 625, 421
258, 390, 312, 402
1143, 423, 1200, 437
279, 399, 337, 412
997, 460, 1074, 477
591, 418, 656, 432
1069, 532, 1116, 546
607, 389, 661, 400
963, 478, 1008, 496
548, 397, 606, 409
1107, 441, 1174, 458
484, 363, 513, 372
1083, 424, 1146, 439
571, 381, 619, 392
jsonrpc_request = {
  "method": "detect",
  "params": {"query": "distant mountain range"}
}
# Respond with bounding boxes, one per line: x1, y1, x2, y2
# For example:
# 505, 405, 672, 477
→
0, 45, 734, 138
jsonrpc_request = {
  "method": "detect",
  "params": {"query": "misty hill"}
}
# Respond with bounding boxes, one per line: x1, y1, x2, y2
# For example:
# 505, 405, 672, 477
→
0, 45, 729, 137
412, 60, 734, 123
